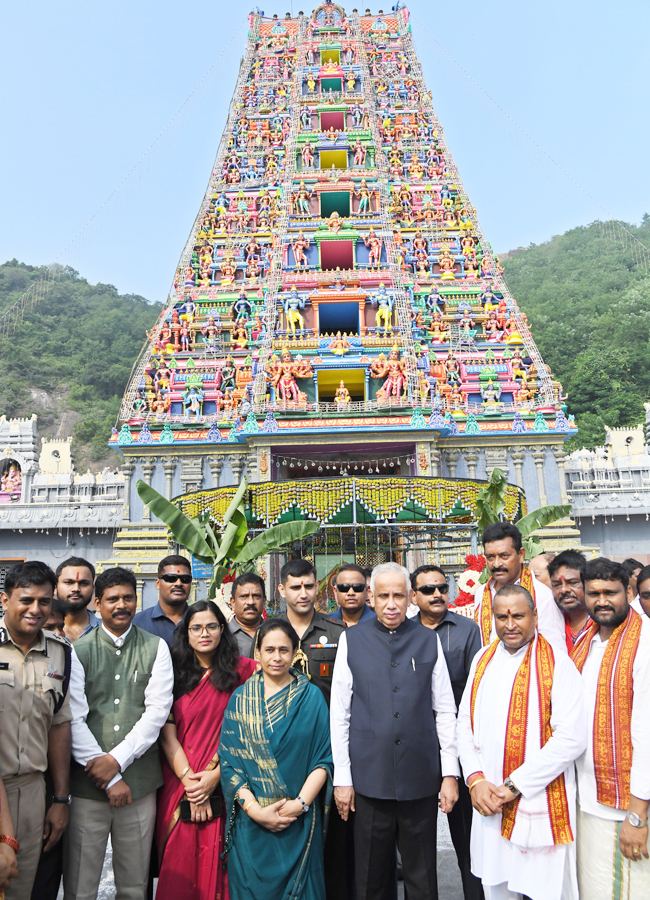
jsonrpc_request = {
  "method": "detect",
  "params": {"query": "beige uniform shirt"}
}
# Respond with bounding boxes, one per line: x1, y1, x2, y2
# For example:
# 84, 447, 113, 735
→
0, 626, 72, 778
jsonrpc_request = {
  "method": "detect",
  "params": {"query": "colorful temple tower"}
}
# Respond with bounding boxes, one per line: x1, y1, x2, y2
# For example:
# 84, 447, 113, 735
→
106, 4, 579, 607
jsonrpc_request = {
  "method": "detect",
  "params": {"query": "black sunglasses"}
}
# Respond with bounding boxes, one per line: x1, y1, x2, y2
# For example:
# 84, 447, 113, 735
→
416, 583, 449, 595
160, 574, 192, 585
336, 583, 366, 593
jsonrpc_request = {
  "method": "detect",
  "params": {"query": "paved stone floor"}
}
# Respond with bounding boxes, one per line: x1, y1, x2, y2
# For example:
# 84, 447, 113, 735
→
60, 810, 463, 899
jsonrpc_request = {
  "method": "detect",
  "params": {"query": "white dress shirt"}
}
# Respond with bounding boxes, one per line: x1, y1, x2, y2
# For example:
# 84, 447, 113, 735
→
474, 572, 567, 655
576, 624, 650, 820
69, 623, 174, 789
330, 629, 460, 787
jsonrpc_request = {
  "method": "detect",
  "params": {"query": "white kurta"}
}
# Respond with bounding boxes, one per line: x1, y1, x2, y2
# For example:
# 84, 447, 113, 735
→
457, 638, 586, 900
474, 574, 567, 655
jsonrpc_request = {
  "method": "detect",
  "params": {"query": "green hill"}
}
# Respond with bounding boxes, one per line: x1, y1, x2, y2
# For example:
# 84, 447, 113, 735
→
501, 217, 650, 449
0, 260, 162, 469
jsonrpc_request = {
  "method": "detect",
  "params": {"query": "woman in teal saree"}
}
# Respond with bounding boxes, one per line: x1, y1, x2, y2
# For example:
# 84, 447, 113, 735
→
220, 619, 333, 900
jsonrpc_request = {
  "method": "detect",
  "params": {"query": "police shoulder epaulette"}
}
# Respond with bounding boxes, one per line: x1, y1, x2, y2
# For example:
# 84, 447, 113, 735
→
44, 630, 72, 650
0, 625, 8, 645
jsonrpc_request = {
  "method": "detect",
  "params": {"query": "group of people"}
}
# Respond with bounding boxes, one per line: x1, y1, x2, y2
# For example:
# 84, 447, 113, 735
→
0, 525, 648, 900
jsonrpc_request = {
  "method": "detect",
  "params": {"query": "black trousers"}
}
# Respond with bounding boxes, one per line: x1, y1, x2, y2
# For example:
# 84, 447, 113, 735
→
447, 776, 484, 900
30, 772, 62, 900
325, 801, 356, 900
354, 792, 438, 900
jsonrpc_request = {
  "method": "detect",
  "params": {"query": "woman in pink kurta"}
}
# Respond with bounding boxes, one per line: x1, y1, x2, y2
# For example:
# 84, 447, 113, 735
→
156, 600, 257, 900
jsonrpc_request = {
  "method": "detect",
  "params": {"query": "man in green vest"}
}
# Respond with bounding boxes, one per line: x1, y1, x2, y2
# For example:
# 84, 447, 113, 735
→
63, 567, 173, 900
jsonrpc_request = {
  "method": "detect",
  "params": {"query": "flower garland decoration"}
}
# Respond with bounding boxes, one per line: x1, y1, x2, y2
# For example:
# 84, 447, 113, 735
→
452, 554, 486, 607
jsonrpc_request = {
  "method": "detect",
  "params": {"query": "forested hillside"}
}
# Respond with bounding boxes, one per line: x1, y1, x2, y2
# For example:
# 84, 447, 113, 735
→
0, 260, 161, 468
502, 217, 650, 449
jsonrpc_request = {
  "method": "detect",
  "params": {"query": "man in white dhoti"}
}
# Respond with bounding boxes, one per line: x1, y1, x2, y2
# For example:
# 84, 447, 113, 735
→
474, 522, 566, 654
572, 557, 650, 900
458, 584, 586, 900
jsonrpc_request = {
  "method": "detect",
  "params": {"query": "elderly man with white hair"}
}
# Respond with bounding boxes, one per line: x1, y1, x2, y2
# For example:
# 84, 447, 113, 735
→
330, 561, 460, 900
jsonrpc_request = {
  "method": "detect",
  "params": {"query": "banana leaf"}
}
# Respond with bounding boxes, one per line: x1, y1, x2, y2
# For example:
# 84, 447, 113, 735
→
234, 519, 320, 564
136, 480, 213, 562
516, 504, 572, 537
214, 507, 249, 566
475, 468, 508, 533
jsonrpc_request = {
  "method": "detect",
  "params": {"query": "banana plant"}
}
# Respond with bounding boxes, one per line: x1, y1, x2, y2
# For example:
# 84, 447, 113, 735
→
136, 476, 320, 599
475, 468, 571, 568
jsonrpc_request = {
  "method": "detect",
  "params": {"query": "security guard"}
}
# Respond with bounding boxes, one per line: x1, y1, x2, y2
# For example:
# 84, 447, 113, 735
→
277, 558, 344, 706
0, 561, 72, 900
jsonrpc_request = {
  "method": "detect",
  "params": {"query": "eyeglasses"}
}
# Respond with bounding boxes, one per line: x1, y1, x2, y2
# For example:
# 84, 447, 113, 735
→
416, 583, 449, 595
188, 623, 221, 635
336, 583, 366, 593
160, 574, 192, 585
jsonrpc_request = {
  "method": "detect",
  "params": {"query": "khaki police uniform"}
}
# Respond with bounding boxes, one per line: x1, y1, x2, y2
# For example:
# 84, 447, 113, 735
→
0, 626, 72, 900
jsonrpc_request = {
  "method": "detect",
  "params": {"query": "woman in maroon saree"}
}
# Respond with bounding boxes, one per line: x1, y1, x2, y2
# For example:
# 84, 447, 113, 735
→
157, 600, 257, 900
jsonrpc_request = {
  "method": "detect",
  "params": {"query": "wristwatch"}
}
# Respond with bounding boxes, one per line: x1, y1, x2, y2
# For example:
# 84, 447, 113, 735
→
504, 777, 520, 798
297, 795, 310, 814
52, 795, 72, 806
627, 812, 648, 828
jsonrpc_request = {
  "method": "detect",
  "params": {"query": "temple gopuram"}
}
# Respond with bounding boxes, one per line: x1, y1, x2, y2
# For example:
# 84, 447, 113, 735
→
103, 3, 581, 608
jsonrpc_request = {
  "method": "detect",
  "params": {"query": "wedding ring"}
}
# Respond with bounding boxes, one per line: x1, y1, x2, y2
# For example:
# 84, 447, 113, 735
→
633, 848, 639, 855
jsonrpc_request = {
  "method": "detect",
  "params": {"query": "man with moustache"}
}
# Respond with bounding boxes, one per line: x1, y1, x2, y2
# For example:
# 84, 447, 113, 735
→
133, 555, 193, 646
412, 564, 483, 900
458, 584, 585, 900
331, 561, 459, 900
572, 558, 650, 897
55, 557, 98, 643
474, 523, 565, 653
65, 567, 173, 900
228, 572, 265, 657
548, 550, 590, 653
0, 562, 72, 900
329, 563, 376, 627
634, 565, 650, 618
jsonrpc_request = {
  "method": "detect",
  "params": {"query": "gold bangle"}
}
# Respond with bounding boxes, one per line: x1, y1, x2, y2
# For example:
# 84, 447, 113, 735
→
178, 765, 191, 780
468, 778, 486, 793
243, 799, 256, 814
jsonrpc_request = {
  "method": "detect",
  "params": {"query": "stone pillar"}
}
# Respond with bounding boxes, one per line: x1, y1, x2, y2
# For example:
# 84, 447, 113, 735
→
464, 448, 479, 479
444, 448, 461, 477
358, 299, 366, 335
484, 447, 507, 478
180, 457, 204, 494
230, 455, 244, 485
140, 459, 156, 521
121, 460, 135, 522
430, 445, 441, 477
162, 457, 177, 501
510, 448, 526, 489
531, 447, 548, 507
247, 447, 258, 483
553, 447, 570, 505
311, 300, 320, 338
208, 456, 223, 489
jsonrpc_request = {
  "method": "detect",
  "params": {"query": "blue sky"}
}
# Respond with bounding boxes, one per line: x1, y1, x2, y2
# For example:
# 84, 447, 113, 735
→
1, 0, 647, 302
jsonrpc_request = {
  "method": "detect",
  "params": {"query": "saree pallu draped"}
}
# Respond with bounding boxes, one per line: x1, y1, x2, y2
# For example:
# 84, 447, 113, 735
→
571, 608, 642, 809
476, 568, 536, 646
156, 657, 258, 900
219, 670, 333, 900
470, 635, 573, 846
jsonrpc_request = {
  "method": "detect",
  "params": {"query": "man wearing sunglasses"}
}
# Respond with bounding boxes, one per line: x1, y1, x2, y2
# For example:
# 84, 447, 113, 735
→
412, 564, 483, 900
133, 556, 193, 647
329, 564, 376, 627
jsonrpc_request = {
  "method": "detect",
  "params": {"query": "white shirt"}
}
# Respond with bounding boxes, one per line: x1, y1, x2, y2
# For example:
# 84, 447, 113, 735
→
330, 629, 460, 787
69, 623, 174, 789
474, 572, 567, 655
457, 637, 585, 900
576, 625, 650, 820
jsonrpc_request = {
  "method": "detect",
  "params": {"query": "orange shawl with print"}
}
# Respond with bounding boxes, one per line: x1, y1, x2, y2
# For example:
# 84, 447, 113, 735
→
475, 566, 536, 647
570, 608, 642, 809
470, 635, 573, 845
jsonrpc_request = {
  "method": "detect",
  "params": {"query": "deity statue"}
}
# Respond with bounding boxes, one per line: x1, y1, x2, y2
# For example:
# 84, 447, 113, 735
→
328, 332, 351, 356
428, 311, 449, 343
301, 140, 315, 168
437, 246, 456, 281
182, 385, 205, 419
132, 390, 148, 419
274, 349, 312, 405
1, 463, 22, 499
371, 283, 394, 333
364, 229, 383, 268
481, 379, 502, 409
292, 181, 313, 216
448, 384, 465, 410
355, 178, 375, 215
335, 380, 351, 408
231, 322, 249, 350
328, 211, 342, 233
291, 231, 310, 269
232, 290, 253, 323
352, 138, 366, 167
371, 346, 407, 401
220, 355, 237, 392
283, 287, 306, 336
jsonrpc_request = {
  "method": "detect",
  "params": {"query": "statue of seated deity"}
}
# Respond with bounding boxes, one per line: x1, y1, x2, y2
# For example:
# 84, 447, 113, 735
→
335, 380, 351, 407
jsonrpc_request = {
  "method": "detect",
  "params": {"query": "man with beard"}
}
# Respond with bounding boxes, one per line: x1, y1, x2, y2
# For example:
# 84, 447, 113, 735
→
227, 572, 265, 657
133, 555, 192, 646
55, 558, 98, 643
548, 550, 590, 653
412, 564, 483, 900
572, 558, 650, 897
474, 523, 565, 654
